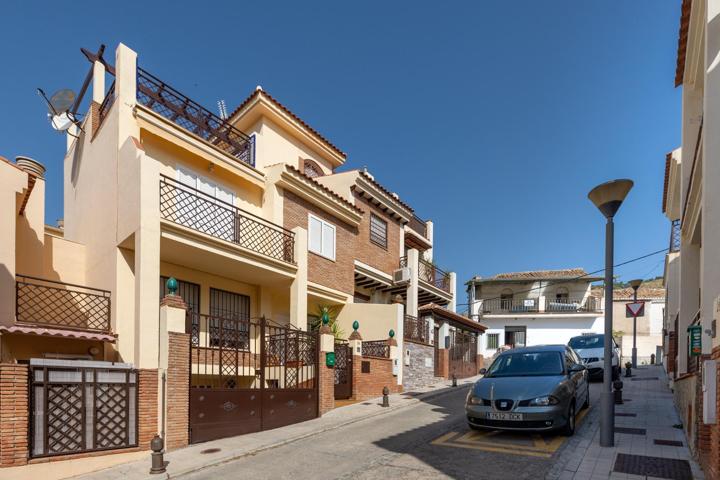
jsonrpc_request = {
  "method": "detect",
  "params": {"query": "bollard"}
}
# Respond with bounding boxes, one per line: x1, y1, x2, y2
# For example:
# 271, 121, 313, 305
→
382, 386, 390, 407
613, 380, 623, 405
452, 374, 457, 387
149, 435, 166, 474
651, 353, 656, 365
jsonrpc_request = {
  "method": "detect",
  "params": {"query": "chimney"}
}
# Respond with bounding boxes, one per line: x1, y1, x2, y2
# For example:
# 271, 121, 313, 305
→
15, 156, 46, 216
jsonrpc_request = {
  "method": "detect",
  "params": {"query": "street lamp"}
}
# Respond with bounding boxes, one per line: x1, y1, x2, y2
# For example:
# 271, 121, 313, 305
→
588, 179, 633, 448
629, 279, 643, 369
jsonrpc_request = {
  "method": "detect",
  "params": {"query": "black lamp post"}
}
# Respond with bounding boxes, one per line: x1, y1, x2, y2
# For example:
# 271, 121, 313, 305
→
628, 279, 643, 369
588, 178, 633, 448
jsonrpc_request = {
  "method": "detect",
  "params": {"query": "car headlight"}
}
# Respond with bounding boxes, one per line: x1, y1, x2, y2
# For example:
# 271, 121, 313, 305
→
527, 395, 559, 407
467, 395, 484, 405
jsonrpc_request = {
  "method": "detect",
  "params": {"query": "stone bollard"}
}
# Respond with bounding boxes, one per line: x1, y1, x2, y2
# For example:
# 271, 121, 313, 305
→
149, 435, 166, 474
382, 386, 390, 407
613, 380, 623, 405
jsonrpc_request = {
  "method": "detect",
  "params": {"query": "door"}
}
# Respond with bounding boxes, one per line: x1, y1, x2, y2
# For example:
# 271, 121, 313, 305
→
334, 341, 352, 400
504, 326, 527, 348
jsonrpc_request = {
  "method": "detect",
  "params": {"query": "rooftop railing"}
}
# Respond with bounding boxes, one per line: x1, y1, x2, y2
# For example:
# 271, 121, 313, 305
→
160, 175, 295, 264
15, 275, 111, 332
408, 214, 428, 239
480, 296, 601, 314
136, 67, 255, 167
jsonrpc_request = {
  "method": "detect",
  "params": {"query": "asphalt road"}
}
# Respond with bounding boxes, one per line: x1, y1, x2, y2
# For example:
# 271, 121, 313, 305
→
184, 380, 602, 480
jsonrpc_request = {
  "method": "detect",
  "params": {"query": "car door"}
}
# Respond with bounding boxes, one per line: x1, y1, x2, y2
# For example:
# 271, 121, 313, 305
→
565, 349, 585, 408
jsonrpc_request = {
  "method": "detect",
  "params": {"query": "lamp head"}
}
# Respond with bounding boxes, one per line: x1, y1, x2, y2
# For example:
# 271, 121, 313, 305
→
629, 279, 643, 291
588, 179, 634, 218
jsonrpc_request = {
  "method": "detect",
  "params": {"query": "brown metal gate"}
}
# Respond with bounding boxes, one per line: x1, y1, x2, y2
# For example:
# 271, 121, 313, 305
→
29, 362, 138, 458
188, 314, 318, 443
449, 330, 478, 379
334, 341, 352, 400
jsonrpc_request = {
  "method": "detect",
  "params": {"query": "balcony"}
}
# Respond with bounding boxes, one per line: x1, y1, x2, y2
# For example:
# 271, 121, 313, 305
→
159, 175, 295, 264
136, 67, 255, 168
669, 219, 680, 253
404, 314, 431, 345
408, 215, 428, 238
480, 296, 601, 315
400, 256, 451, 294
15, 275, 111, 333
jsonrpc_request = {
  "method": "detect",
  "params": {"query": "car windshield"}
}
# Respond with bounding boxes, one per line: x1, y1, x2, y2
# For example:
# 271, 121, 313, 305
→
569, 335, 603, 349
485, 351, 564, 377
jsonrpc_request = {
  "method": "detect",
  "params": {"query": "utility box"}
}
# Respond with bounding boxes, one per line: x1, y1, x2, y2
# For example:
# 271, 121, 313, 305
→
703, 359, 717, 424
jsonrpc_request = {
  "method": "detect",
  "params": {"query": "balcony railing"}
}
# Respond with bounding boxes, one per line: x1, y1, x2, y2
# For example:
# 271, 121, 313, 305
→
15, 275, 111, 332
160, 175, 295, 264
136, 67, 255, 167
362, 340, 390, 358
545, 296, 601, 313
481, 298, 539, 314
669, 219, 681, 253
97, 81, 115, 128
404, 314, 430, 345
399, 256, 451, 294
408, 214, 428, 239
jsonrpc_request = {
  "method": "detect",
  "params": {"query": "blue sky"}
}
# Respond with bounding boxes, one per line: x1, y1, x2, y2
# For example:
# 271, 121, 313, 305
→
1, 1, 681, 293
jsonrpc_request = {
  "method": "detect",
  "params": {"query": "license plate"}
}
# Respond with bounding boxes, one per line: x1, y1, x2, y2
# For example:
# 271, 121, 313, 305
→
485, 412, 523, 421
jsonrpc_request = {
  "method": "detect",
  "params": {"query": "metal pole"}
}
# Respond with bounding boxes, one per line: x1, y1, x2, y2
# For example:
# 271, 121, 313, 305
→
600, 217, 615, 447
632, 288, 638, 368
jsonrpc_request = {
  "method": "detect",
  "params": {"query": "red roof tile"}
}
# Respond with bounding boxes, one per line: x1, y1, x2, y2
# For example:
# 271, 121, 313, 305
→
285, 165, 363, 215
675, 0, 692, 87
419, 303, 487, 332
0, 324, 116, 342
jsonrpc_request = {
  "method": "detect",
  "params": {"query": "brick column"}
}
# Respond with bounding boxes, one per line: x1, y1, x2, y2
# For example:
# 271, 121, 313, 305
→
348, 326, 362, 400
0, 364, 28, 467
166, 332, 190, 450
319, 328, 335, 415
137, 369, 159, 451
710, 347, 720, 480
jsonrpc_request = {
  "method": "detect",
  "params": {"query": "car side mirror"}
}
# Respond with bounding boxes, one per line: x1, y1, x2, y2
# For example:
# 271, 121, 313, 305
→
569, 364, 586, 373
479, 368, 487, 375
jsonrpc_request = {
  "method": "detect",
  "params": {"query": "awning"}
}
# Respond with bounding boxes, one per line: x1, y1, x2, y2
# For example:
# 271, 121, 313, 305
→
0, 324, 116, 343
419, 303, 487, 333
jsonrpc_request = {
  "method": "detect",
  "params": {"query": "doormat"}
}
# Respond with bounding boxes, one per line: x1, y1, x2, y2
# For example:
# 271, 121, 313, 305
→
613, 453, 692, 480
654, 439, 684, 447
615, 427, 646, 435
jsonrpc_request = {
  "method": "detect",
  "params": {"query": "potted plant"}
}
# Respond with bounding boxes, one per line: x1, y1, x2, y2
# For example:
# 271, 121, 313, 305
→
624, 361, 632, 377
308, 305, 345, 340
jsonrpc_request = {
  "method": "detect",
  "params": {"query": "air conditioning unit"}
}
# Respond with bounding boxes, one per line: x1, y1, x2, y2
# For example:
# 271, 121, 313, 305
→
393, 267, 411, 285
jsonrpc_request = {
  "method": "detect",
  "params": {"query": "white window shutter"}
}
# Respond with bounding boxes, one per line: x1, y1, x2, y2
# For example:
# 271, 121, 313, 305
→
322, 223, 335, 260
309, 216, 322, 254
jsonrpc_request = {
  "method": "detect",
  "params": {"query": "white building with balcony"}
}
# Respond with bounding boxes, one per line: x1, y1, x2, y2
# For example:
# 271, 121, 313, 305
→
466, 269, 604, 357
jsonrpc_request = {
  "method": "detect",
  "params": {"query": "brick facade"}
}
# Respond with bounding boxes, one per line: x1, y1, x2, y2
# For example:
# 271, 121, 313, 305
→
319, 352, 335, 414
283, 190, 357, 295
137, 369, 159, 451
668, 331, 677, 376
436, 348, 449, 379
351, 355, 401, 401
167, 332, 190, 450
0, 364, 28, 467
353, 194, 401, 274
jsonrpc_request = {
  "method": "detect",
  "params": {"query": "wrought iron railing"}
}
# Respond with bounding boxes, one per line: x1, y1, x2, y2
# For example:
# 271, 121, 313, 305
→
136, 67, 255, 167
408, 214, 428, 238
362, 340, 390, 358
545, 296, 601, 313
16, 275, 111, 332
160, 176, 295, 264
481, 297, 539, 314
97, 81, 115, 129
399, 256, 451, 294
404, 315, 430, 345
670, 219, 681, 253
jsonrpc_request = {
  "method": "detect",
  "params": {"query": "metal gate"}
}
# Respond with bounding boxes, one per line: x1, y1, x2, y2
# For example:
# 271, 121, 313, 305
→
29, 361, 138, 458
334, 341, 352, 400
449, 330, 478, 379
188, 314, 318, 443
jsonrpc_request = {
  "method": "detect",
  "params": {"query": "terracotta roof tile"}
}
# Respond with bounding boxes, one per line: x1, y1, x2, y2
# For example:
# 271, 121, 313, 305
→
285, 165, 363, 215
228, 88, 346, 158
675, 0, 692, 87
491, 268, 588, 281
419, 303, 487, 332
355, 170, 414, 214
590, 286, 666, 300
0, 324, 116, 342
662, 152, 672, 213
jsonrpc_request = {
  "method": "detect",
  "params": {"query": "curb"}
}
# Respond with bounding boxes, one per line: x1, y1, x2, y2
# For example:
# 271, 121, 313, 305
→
163, 381, 474, 479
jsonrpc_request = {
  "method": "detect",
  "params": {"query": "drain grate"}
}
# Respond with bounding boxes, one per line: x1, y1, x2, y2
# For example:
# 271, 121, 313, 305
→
654, 439, 684, 447
615, 412, 637, 417
615, 427, 646, 435
614, 453, 693, 480
631, 377, 659, 381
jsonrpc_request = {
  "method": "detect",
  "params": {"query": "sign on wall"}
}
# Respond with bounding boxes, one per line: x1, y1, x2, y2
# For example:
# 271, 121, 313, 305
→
688, 325, 702, 357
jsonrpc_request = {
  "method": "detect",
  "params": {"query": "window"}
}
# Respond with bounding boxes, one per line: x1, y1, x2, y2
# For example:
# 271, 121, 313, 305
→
302, 159, 324, 178
209, 288, 250, 350
308, 213, 336, 260
369, 213, 388, 249
487, 333, 499, 350
504, 326, 527, 348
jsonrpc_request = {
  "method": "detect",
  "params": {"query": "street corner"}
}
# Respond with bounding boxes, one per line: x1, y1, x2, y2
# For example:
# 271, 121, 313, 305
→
430, 408, 590, 459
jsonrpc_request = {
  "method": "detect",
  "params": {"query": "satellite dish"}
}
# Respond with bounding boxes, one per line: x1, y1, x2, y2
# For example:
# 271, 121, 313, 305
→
50, 112, 74, 131
48, 89, 75, 115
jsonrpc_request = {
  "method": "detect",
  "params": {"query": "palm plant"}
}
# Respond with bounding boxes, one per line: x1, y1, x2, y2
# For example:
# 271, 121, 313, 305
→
309, 305, 345, 340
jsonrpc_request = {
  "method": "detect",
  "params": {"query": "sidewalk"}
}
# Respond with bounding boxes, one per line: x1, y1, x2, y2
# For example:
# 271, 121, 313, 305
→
42, 375, 476, 480
547, 365, 703, 480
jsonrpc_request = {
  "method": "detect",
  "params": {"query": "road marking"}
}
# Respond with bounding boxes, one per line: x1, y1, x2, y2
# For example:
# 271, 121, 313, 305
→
431, 406, 590, 458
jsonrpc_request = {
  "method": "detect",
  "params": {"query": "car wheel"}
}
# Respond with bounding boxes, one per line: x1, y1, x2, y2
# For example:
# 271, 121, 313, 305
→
562, 401, 576, 436
582, 384, 590, 410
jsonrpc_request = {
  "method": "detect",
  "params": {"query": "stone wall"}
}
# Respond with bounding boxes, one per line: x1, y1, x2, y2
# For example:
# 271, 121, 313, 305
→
403, 341, 436, 390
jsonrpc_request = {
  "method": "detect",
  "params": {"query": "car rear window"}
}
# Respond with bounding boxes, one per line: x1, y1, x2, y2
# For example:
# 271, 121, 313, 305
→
485, 351, 564, 377
569, 335, 603, 349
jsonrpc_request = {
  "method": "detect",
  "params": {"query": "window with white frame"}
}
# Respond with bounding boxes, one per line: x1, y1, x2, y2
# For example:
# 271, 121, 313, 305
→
487, 333, 499, 350
308, 213, 336, 260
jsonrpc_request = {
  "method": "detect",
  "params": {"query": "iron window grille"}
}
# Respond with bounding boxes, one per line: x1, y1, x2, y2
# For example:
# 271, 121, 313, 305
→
370, 213, 388, 249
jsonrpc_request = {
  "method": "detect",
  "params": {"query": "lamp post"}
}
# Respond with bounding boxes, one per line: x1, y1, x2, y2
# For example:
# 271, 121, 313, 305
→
628, 279, 643, 369
588, 179, 633, 448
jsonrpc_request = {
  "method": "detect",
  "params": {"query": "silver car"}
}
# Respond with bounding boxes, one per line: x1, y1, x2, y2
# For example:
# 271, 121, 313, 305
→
465, 345, 589, 435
